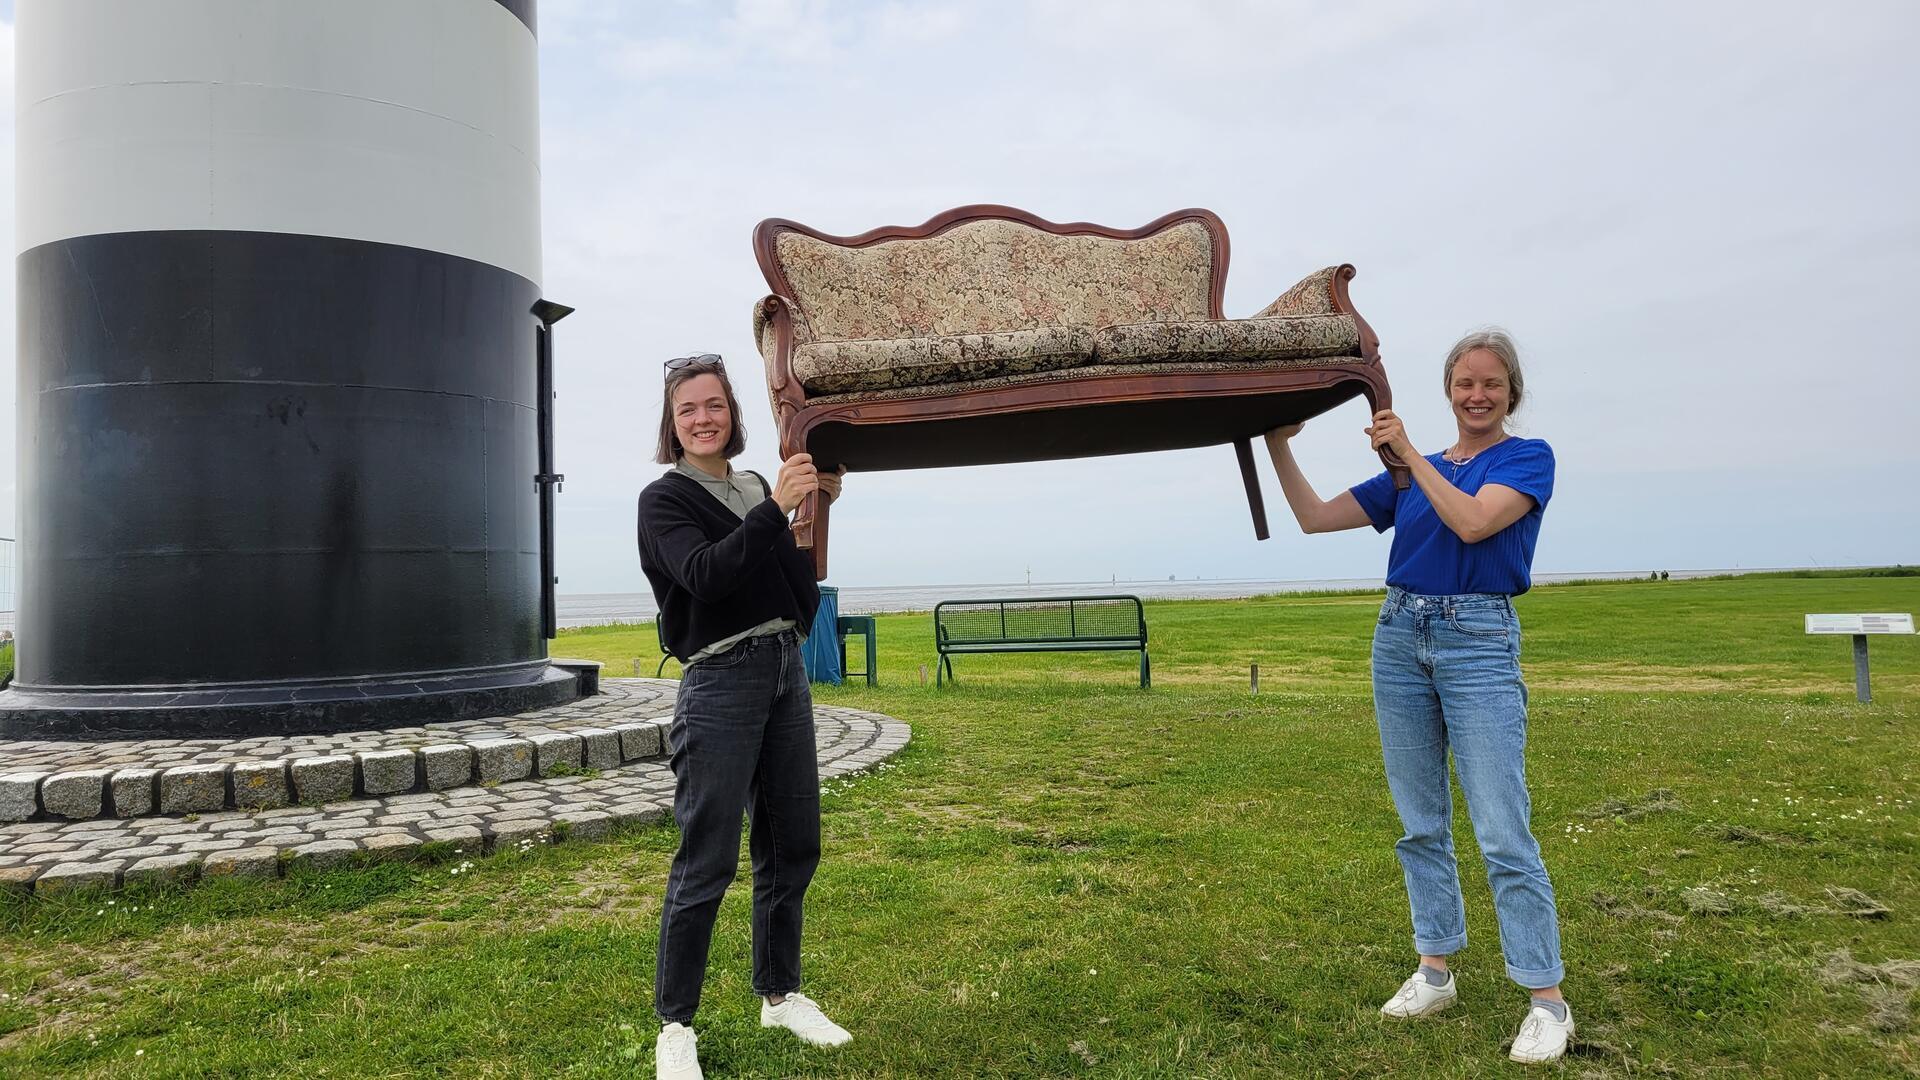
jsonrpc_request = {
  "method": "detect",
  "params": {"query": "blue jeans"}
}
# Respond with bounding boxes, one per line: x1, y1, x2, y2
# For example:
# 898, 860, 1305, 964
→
1371, 587, 1564, 989
655, 630, 821, 1023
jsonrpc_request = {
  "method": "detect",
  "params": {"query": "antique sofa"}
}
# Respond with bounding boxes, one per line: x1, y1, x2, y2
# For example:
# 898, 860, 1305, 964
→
752, 205, 1405, 579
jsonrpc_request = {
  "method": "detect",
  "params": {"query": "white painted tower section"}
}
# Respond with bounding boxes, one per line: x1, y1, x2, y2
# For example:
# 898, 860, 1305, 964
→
16, 0, 542, 284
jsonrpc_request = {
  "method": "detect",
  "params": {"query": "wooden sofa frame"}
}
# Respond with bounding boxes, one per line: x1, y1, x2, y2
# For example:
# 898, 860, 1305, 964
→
754, 205, 1406, 580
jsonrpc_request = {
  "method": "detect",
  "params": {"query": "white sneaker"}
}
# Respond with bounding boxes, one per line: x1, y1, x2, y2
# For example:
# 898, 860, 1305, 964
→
1508, 1001, 1574, 1064
1379, 968, 1458, 1018
656, 1022, 702, 1080
761, 991, 852, 1047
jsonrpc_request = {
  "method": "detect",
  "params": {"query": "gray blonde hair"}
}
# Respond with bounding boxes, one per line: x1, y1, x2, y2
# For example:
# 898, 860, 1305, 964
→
1442, 327, 1525, 422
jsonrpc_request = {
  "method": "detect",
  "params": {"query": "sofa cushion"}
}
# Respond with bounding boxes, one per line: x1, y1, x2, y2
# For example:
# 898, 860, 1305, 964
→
801, 354, 1368, 407
1092, 314, 1359, 365
791, 325, 1095, 394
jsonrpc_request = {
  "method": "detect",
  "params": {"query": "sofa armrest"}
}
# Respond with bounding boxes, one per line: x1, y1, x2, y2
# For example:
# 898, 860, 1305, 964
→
754, 294, 811, 436
1253, 265, 1347, 319
753, 293, 812, 362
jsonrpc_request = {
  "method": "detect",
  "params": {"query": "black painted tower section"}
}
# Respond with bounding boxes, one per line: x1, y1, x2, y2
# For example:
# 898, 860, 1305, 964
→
1, 0, 581, 737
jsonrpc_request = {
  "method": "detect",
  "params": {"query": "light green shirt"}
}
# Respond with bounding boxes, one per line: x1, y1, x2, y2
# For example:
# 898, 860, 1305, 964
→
674, 458, 799, 664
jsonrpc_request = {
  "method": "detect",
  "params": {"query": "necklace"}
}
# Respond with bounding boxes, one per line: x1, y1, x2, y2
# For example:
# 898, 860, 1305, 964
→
1444, 435, 1508, 468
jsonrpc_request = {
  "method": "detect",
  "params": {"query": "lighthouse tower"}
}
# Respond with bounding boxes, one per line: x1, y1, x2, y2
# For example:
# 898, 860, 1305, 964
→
2, 0, 585, 737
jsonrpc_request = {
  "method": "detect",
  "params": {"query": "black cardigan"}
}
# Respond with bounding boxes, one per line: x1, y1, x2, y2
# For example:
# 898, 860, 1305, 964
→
636, 470, 821, 660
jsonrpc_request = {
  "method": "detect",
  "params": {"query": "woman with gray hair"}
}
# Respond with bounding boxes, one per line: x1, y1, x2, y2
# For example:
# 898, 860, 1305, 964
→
1264, 329, 1573, 1065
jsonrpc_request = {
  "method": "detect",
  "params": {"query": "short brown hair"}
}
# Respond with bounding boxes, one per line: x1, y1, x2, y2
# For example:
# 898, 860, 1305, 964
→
655, 359, 747, 464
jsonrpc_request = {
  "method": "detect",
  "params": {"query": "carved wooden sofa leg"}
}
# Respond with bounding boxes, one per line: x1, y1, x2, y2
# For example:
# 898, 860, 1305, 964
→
786, 493, 831, 581
1233, 438, 1270, 541
780, 412, 834, 580
808, 490, 831, 580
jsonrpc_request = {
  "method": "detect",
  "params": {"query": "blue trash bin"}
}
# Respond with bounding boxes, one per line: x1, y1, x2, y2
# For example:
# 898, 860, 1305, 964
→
802, 585, 843, 685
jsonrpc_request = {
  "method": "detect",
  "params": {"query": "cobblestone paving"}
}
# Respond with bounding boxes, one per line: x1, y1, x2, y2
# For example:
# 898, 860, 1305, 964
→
0, 680, 909, 895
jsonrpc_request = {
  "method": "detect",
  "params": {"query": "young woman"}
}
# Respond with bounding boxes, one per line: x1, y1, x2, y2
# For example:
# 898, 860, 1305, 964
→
1265, 329, 1573, 1065
635, 354, 849, 1080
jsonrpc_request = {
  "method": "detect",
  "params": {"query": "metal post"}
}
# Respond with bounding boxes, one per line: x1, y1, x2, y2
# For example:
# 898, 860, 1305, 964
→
1853, 633, 1871, 703
532, 300, 575, 641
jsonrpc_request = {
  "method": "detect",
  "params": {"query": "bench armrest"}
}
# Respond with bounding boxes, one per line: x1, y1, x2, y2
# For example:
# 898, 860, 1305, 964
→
1253, 264, 1348, 319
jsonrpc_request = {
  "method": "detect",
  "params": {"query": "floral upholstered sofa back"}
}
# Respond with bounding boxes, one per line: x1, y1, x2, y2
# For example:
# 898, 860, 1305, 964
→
770, 216, 1220, 344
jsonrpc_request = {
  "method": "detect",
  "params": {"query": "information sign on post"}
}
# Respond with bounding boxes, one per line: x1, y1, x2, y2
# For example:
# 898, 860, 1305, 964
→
1805, 613, 1914, 703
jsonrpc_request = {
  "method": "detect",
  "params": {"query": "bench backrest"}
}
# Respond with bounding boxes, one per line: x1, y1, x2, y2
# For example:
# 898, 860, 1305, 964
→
756, 206, 1226, 344
935, 596, 1146, 646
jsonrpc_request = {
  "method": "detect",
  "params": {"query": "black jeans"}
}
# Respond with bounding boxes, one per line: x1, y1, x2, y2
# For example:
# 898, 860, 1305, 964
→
655, 630, 821, 1024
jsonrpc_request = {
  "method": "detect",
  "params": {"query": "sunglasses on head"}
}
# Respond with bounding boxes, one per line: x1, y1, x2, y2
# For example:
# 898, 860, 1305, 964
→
664, 353, 724, 372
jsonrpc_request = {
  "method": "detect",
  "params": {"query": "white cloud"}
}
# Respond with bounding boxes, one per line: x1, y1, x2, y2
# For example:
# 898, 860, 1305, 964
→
610, 35, 722, 79
872, 2, 965, 44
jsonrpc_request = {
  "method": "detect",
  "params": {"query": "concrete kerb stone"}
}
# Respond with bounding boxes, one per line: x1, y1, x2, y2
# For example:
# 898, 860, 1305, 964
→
577, 728, 621, 770
0, 866, 42, 896
124, 853, 202, 887
290, 756, 354, 805
421, 824, 484, 853
35, 861, 122, 894
604, 804, 670, 830
487, 817, 552, 852
362, 832, 425, 862
231, 760, 291, 810
160, 764, 229, 815
203, 847, 280, 880
110, 768, 160, 817
613, 722, 662, 760
286, 839, 360, 871
358, 749, 418, 795
473, 739, 533, 784
0, 772, 49, 822
42, 768, 113, 820
529, 732, 583, 777
420, 744, 475, 790
553, 810, 613, 841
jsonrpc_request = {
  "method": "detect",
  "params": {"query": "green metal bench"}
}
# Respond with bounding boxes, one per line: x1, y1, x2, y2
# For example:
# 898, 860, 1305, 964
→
837, 614, 877, 686
934, 595, 1149, 688
654, 621, 676, 677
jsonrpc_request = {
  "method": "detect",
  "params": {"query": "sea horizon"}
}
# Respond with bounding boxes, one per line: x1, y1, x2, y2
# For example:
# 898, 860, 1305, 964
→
548, 564, 1865, 629
0, 564, 1891, 635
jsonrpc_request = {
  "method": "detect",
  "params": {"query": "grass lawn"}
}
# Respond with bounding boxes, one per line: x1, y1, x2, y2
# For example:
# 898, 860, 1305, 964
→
0, 642, 11, 686
2, 573, 1916, 1077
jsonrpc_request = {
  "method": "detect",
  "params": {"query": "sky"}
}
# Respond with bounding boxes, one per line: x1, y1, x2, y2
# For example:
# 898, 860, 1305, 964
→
3, 0, 1917, 594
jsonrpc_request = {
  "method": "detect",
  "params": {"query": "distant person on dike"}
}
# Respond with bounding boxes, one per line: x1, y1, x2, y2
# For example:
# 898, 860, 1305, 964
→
1264, 328, 1572, 1065
635, 354, 849, 1080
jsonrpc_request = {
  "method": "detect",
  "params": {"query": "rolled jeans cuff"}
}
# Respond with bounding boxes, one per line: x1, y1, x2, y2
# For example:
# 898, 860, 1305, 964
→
1413, 932, 1467, 956
1506, 961, 1565, 990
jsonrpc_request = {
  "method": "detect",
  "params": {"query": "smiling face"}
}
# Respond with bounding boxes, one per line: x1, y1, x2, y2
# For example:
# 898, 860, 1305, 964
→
1448, 348, 1513, 439
672, 372, 733, 461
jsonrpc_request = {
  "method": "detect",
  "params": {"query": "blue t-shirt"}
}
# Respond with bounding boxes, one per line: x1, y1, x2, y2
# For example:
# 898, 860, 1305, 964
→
1349, 437, 1554, 596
